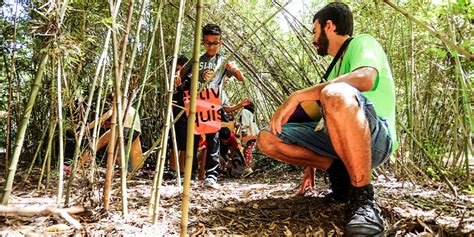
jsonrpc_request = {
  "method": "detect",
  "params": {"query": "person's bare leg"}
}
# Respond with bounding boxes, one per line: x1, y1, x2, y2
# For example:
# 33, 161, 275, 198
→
130, 137, 143, 170
257, 131, 332, 170
169, 151, 178, 172
80, 129, 112, 168
179, 151, 185, 173
198, 148, 207, 180
257, 131, 334, 194
320, 83, 371, 187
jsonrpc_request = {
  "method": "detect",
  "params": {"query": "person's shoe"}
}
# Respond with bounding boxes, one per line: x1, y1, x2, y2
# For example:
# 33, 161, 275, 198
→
344, 184, 385, 236
163, 171, 177, 180
242, 167, 253, 178
203, 177, 219, 189
325, 159, 350, 203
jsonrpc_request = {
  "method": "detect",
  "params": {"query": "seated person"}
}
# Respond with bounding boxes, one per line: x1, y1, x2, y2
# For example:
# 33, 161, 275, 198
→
240, 101, 259, 177
218, 127, 244, 177
66, 97, 144, 174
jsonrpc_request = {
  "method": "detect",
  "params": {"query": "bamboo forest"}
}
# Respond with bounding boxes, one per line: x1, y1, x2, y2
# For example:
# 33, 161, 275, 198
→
0, 0, 472, 236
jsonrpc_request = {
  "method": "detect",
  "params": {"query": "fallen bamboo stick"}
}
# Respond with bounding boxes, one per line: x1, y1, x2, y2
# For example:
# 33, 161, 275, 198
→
0, 205, 84, 229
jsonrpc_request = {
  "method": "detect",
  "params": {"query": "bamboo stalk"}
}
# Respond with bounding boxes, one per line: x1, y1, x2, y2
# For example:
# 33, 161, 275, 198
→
123, 0, 147, 99
56, 59, 65, 206
448, 12, 472, 178
47, 71, 57, 191
126, 3, 171, 182
1, 54, 49, 204
398, 121, 458, 197
104, 94, 117, 211
181, 0, 202, 234
118, 0, 135, 93
65, 30, 113, 206
38, 121, 57, 191
383, 0, 474, 60
109, 0, 129, 216
22, 123, 49, 185
89, 62, 108, 185
157, 11, 181, 185
5, 0, 19, 175
152, 0, 185, 224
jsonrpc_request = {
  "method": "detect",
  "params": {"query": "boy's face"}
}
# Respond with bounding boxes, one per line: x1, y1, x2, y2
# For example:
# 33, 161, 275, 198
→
202, 34, 222, 57
220, 137, 230, 144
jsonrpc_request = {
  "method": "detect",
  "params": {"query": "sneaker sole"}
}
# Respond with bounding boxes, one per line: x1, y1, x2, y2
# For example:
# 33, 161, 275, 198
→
204, 183, 219, 189
343, 230, 385, 237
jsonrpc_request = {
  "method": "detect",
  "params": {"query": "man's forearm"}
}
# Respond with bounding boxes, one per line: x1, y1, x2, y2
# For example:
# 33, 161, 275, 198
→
290, 67, 376, 103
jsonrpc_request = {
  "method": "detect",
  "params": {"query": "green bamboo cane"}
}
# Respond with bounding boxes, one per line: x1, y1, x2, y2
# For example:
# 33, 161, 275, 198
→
119, 0, 165, 212
109, 0, 129, 216
152, 0, 185, 224
5, 0, 19, 175
65, 30, 113, 206
122, 0, 147, 99
118, 0, 135, 92
22, 123, 49, 185
180, 0, 201, 234
157, 9, 182, 185
176, 0, 292, 97
56, 58, 65, 206
383, 0, 474, 60
118, 0, 140, 171
38, 148, 49, 191
89, 62, 108, 185
449, 15, 472, 178
215, 1, 292, 76
38, 121, 57, 191
46, 68, 56, 190
1, 54, 49, 204
398, 121, 458, 197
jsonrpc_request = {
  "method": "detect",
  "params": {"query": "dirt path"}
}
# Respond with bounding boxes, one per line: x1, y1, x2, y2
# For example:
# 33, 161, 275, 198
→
0, 169, 472, 236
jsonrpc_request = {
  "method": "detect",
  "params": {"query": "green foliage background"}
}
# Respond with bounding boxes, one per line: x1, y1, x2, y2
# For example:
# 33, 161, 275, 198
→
0, 0, 472, 188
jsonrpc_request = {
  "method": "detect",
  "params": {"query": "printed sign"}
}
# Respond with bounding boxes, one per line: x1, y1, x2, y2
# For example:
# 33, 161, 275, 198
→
184, 87, 222, 134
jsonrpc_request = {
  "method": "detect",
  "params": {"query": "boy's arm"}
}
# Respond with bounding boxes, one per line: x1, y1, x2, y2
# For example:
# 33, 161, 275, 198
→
87, 109, 113, 130
233, 69, 245, 81
225, 62, 245, 81
222, 98, 251, 113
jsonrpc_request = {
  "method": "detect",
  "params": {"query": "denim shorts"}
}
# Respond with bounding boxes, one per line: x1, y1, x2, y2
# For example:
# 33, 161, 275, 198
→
267, 92, 392, 169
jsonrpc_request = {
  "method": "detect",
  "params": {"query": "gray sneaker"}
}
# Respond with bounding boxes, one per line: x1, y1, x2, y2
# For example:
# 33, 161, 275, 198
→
203, 177, 219, 189
344, 184, 385, 236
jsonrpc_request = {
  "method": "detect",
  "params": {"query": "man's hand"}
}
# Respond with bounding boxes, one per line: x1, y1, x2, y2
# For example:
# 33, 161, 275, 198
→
299, 167, 315, 195
269, 97, 298, 135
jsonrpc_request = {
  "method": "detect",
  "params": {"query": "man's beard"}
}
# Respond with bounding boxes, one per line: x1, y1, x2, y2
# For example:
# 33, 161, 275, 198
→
317, 29, 329, 56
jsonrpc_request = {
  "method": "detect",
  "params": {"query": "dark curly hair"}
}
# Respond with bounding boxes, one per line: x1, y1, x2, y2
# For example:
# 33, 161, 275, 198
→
313, 2, 353, 36
202, 23, 222, 38
219, 127, 231, 140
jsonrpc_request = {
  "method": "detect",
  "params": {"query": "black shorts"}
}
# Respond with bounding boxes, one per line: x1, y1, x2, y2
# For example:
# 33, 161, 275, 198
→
173, 114, 188, 151
123, 127, 140, 141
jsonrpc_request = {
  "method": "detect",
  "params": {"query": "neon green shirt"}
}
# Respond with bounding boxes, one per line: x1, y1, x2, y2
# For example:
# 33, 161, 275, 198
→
327, 34, 398, 152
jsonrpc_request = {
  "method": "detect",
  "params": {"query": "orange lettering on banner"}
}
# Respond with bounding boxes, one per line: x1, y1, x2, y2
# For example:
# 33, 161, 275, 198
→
184, 87, 222, 134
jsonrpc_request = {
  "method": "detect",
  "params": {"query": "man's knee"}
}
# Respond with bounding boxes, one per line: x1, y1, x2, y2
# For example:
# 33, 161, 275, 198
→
320, 83, 358, 110
256, 131, 274, 155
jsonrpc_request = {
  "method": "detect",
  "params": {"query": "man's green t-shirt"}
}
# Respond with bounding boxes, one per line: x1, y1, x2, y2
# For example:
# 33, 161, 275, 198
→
327, 34, 398, 152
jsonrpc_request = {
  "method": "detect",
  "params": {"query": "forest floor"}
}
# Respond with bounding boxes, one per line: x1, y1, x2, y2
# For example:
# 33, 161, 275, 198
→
0, 164, 473, 236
